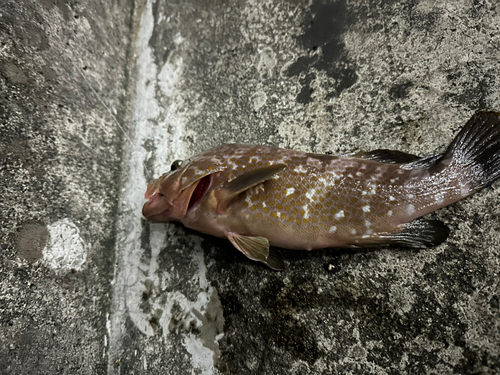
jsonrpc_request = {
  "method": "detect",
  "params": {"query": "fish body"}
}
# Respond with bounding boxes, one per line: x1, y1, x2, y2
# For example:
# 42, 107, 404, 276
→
143, 112, 500, 270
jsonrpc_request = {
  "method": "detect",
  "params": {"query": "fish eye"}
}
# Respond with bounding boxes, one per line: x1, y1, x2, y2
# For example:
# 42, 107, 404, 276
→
171, 159, 183, 171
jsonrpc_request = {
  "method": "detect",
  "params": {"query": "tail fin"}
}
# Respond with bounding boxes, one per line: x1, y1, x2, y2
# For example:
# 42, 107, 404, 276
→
430, 111, 500, 191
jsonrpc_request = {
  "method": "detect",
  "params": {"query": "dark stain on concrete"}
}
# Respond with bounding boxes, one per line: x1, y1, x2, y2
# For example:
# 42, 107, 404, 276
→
149, 1, 173, 67
16, 221, 48, 262
445, 73, 494, 110
216, 267, 329, 373
286, 0, 358, 102
260, 276, 323, 364
389, 81, 414, 99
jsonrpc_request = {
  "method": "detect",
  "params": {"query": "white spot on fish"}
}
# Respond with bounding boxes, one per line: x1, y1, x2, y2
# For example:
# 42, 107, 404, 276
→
294, 165, 307, 173
350, 229, 357, 235
407, 204, 415, 215
390, 178, 398, 183
306, 157, 322, 168
262, 202, 267, 208
365, 220, 372, 227
305, 189, 316, 201
356, 171, 364, 177
334, 210, 345, 219
365, 228, 373, 235
329, 226, 337, 233
327, 171, 342, 180
387, 210, 393, 217
303, 205, 310, 219
389, 196, 396, 201
408, 194, 414, 199
436, 195, 444, 205
286, 188, 295, 196
460, 182, 469, 196
318, 177, 328, 185
362, 205, 371, 213
277, 212, 281, 218
362, 191, 367, 195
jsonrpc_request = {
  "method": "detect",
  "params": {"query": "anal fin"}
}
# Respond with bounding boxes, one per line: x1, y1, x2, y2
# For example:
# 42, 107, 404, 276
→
227, 232, 285, 271
362, 219, 450, 248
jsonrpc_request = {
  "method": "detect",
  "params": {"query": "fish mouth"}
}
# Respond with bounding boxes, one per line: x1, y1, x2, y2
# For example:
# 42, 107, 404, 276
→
143, 174, 212, 222
142, 192, 172, 222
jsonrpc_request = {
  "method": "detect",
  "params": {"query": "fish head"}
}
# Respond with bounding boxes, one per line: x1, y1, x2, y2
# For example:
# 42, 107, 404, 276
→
142, 157, 224, 222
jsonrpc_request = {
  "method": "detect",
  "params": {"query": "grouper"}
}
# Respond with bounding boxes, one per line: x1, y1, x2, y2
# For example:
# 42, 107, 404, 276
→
142, 111, 500, 270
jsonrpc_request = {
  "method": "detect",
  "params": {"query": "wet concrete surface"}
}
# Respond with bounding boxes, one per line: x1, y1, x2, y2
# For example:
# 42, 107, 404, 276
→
1, 0, 500, 374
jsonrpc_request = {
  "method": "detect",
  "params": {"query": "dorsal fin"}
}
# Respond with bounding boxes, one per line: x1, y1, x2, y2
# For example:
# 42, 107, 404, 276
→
351, 149, 421, 164
215, 164, 286, 214
400, 155, 442, 170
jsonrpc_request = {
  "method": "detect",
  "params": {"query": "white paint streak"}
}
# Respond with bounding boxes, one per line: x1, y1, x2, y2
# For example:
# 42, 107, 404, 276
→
108, 2, 221, 373
43, 218, 86, 274
158, 57, 183, 97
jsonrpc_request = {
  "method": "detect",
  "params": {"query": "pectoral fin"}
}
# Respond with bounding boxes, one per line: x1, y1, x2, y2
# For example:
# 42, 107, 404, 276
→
227, 232, 285, 271
216, 164, 286, 213
361, 219, 450, 248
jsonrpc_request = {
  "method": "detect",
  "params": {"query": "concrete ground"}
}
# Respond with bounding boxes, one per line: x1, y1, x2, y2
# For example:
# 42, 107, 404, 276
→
1, 0, 499, 374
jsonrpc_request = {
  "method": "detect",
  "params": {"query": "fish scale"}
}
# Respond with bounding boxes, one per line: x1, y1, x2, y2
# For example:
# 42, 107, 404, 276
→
143, 111, 500, 270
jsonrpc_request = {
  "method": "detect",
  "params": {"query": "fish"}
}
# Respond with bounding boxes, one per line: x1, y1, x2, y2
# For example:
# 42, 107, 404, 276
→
142, 111, 500, 270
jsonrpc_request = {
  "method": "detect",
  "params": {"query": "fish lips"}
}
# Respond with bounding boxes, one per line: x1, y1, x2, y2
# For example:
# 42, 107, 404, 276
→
142, 192, 175, 222
142, 174, 212, 222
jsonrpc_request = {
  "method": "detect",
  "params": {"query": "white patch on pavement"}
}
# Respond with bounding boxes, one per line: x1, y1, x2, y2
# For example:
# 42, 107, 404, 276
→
43, 218, 86, 273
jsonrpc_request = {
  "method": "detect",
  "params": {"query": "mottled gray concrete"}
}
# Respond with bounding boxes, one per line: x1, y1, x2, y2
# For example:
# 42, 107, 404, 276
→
2, 0, 500, 374
0, 0, 133, 373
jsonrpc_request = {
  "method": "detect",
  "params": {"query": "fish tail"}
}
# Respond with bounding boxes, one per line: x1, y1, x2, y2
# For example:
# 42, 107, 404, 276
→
430, 111, 500, 193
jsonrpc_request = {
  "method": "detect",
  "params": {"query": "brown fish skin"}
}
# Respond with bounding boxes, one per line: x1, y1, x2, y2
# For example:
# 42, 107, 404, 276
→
143, 111, 500, 270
